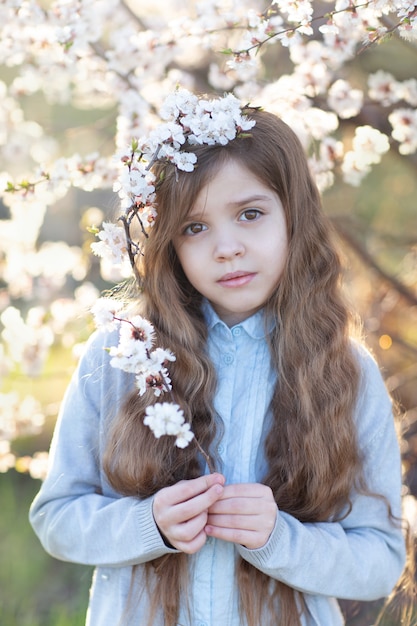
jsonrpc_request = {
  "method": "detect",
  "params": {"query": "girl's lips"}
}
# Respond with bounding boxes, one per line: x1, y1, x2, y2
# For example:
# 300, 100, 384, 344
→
217, 271, 256, 288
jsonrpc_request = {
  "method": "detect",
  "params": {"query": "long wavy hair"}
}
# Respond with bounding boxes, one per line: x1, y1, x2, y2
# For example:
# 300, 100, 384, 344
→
103, 109, 411, 625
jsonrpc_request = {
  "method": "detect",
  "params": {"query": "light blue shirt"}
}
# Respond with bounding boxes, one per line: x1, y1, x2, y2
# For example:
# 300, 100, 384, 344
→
29, 305, 406, 625
203, 302, 276, 485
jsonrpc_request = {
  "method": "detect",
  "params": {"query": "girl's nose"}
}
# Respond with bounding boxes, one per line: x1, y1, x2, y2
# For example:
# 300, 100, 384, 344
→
213, 234, 245, 261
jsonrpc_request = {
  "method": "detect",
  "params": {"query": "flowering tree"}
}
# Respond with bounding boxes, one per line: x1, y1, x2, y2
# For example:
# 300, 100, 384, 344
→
1, 0, 417, 497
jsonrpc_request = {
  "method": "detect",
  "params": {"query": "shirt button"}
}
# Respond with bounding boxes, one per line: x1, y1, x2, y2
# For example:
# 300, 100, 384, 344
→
224, 354, 234, 364
232, 326, 242, 336
218, 444, 224, 454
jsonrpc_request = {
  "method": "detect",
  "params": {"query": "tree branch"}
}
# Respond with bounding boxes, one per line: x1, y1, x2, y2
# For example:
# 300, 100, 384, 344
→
332, 216, 417, 307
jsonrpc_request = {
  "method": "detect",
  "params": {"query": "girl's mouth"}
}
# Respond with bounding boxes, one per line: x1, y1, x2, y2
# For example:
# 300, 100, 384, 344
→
217, 271, 256, 287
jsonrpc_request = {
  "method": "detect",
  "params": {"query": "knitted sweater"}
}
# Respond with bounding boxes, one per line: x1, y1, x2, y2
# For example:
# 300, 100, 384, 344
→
30, 307, 406, 625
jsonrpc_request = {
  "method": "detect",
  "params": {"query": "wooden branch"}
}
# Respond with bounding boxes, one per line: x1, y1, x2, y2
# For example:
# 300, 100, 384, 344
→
332, 217, 417, 307
119, 0, 147, 30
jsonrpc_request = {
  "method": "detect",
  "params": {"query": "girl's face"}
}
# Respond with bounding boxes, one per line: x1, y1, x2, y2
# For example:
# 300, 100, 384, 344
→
173, 159, 288, 326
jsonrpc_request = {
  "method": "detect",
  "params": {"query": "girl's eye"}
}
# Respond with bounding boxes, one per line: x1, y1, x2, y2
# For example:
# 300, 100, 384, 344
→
240, 209, 261, 222
183, 222, 207, 235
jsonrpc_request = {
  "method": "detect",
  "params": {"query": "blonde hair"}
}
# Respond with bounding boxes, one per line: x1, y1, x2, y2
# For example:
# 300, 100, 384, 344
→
103, 109, 411, 625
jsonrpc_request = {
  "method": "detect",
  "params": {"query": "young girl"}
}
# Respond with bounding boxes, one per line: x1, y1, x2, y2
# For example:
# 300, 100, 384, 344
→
30, 92, 410, 626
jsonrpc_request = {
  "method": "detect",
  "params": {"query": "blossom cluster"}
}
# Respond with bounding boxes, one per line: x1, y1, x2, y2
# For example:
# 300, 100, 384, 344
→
92, 89, 256, 272
0, 391, 47, 477
144, 403, 194, 449
1, 306, 54, 376
91, 298, 194, 449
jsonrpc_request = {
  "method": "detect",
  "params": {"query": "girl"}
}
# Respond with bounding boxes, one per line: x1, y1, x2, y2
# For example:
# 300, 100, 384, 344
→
30, 93, 410, 626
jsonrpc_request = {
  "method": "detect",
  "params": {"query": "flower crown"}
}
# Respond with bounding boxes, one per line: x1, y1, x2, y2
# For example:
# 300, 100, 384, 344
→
91, 90, 256, 461
91, 88, 256, 277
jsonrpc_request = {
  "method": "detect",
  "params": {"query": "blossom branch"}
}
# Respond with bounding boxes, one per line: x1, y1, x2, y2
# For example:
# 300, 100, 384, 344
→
5, 174, 50, 196
230, 2, 373, 56
357, 12, 417, 54
118, 209, 145, 284
92, 300, 214, 471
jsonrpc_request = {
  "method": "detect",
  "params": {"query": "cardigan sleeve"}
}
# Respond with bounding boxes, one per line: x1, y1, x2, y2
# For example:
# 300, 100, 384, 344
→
237, 349, 406, 601
29, 330, 178, 568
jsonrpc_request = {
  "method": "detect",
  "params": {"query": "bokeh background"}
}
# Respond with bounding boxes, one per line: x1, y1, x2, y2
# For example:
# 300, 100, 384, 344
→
1, 1, 416, 624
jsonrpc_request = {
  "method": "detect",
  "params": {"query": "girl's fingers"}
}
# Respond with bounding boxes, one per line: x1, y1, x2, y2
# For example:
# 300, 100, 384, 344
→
208, 497, 258, 515
205, 482, 277, 549
205, 525, 259, 548
206, 512, 256, 530
152, 474, 225, 552
213, 482, 273, 501
175, 528, 208, 554
205, 518, 275, 549
153, 479, 276, 552
156, 473, 225, 509
173, 481, 225, 523
168, 511, 208, 543
155, 479, 224, 527
206, 503, 276, 532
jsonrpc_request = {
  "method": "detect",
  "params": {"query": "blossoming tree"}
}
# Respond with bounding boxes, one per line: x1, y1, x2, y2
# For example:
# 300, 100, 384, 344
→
0, 0, 416, 507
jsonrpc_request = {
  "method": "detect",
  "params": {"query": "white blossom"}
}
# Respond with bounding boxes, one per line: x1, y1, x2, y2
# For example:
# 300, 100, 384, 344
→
402, 78, 417, 106
149, 346, 176, 368
173, 150, 198, 171
126, 316, 154, 348
341, 125, 390, 186
91, 298, 124, 331
352, 125, 390, 165
109, 326, 149, 373
389, 108, 417, 154
341, 151, 370, 187
144, 403, 194, 448
32, 241, 87, 287
0, 392, 45, 442
0, 306, 53, 375
175, 422, 195, 448
159, 89, 199, 120
368, 70, 401, 106
114, 163, 156, 208
90, 307, 190, 445
91, 222, 128, 265
308, 136, 344, 192
303, 107, 339, 141
327, 79, 363, 119
226, 54, 260, 83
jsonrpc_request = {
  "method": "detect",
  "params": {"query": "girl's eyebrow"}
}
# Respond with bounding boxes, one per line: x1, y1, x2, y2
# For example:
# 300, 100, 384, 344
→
226, 193, 275, 207
188, 194, 274, 219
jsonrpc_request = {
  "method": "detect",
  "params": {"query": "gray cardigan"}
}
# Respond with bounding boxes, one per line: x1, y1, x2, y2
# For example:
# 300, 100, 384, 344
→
30, 312, 406, 625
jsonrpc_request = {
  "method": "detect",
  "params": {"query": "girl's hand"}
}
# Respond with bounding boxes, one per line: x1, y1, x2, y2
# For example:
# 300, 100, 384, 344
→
205, 483, 277, 550
152, 473, 225, 554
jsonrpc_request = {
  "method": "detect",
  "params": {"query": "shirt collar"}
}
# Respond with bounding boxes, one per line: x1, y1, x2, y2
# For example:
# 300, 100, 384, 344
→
201, 299, 275, 340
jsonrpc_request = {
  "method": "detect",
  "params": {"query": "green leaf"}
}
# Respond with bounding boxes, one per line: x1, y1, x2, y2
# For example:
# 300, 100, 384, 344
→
86, 225, 100, 235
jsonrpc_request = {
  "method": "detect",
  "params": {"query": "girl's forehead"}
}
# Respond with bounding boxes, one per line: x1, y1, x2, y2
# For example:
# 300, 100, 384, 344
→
178, 157, 224, 213
183, 164, 281, 227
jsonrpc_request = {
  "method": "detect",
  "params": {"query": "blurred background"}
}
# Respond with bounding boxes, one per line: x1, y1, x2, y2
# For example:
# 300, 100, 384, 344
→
0, 1, 416, 624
